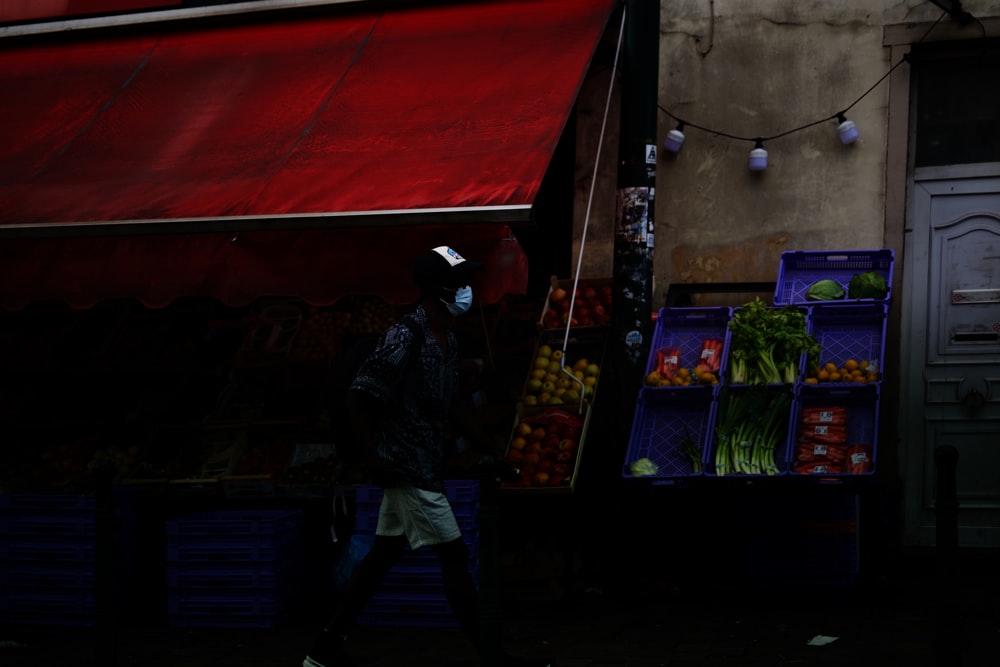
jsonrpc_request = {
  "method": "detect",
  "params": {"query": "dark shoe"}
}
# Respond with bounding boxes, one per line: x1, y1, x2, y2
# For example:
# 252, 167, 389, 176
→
303, 630, 354, 667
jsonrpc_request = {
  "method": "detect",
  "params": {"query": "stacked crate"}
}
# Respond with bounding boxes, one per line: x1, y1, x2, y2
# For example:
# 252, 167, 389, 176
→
165, 508, 305, 628
623, 307, 731, 484
354, 480, 479, 628
0, 493, 135, 626
790, 303, 887, 477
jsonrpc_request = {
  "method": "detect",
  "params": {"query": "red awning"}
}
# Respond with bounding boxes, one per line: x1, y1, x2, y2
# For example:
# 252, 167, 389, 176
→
0, 0, 617, 309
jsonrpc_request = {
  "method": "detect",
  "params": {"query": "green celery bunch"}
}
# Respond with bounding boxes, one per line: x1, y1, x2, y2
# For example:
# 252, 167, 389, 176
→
727, 298, 820, 384
714, 387, 791, 476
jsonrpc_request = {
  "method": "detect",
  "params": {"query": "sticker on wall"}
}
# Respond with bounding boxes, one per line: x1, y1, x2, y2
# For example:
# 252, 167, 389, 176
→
616, 187, 651, 244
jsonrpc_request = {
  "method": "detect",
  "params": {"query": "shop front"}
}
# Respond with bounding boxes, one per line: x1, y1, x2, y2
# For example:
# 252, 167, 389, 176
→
0, 0, 621, 629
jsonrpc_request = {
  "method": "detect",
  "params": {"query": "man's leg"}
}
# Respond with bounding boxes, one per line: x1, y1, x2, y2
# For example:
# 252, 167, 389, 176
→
433, 537, 480, 645
305, 534, 406, 667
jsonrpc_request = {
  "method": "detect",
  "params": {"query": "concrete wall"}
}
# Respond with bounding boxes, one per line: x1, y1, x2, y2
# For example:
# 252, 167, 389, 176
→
573, 0, 1000, 307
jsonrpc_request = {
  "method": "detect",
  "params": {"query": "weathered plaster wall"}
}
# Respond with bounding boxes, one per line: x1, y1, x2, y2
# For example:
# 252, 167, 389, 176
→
657, 0, 889, 306
572, 0, 999, 307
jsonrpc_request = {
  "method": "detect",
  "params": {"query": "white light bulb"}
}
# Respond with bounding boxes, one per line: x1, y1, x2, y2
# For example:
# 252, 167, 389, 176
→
838, 119, 859, 145
663, 128, 685, 153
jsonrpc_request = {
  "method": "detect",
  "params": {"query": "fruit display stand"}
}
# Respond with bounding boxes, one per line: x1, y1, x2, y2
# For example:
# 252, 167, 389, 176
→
503, 301, 606, 492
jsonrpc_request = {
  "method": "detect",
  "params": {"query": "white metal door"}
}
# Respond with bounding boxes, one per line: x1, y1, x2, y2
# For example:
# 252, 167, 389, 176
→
901, 167, 1000, 548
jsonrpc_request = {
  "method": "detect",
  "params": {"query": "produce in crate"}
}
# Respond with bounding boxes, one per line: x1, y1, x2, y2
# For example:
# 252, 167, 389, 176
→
542, 282, 613, 328
848, 271, 888, 299
803, 359, 880, 384
679, 427, 702, 473
727, 299, 819, 384
628, 457, 659, 476
713, 387, 790, 476
846, 444, 873, 474
806, 279, 846, 301
504, 407, 583, 488
644, 338, 721, 387
791, 402, 873, 475
524, 344, 599, 406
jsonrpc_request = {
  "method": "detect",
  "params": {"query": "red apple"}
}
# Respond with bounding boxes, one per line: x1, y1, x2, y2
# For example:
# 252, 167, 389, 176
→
543, 434, 560, 449
553, 463, 571, 476
556, 450, 573, 463
550, 287, 568, 303
532, 471, 550, 487
557, 438, 578, 454
547, 474, 566, 487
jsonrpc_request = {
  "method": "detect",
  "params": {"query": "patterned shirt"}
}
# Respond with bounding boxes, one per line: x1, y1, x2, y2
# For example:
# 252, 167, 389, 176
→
350, 305, 459, 493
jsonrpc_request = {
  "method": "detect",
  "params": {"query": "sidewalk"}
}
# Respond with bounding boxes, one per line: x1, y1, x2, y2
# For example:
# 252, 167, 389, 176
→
2, 555, 997, 667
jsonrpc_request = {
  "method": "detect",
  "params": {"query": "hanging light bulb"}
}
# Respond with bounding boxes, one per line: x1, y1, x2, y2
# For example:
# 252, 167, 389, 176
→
836, 113, 860, 145
749, 139, 768, 171
663, 122, 686, 153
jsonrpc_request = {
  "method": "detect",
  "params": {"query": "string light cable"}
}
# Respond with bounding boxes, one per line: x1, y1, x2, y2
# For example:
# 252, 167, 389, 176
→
657, 8, 985, 161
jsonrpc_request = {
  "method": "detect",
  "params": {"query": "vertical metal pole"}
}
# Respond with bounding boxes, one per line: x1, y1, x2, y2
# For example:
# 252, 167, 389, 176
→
94, 461, 118, 666
478, 475, 503, 667
611, 0, 659, 442
934, 445, 961, 667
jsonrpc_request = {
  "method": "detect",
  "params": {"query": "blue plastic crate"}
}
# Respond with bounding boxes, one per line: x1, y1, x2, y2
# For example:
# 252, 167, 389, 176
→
167, 590, 297, 628
773, 249, 894, 305
644, 307, 731, 384
788, 384, 879, 477
0, 588, 96, 627
167, 558, 304, 590
739, 494, 859, 588
0, 512, 96, 536
0, 537, 96, 563
805, 303, 888, 384
166, 509, 304, 563
705, 386, 795, 477
165, 509, 303, 537
623, 386, 715, 483
0, 564, 96, 589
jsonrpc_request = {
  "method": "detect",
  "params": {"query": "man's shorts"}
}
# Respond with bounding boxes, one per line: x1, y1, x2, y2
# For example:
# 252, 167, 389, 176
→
376, 485, 462, 550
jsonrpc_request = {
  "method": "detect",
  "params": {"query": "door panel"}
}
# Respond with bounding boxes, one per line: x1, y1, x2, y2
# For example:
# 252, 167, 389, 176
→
902, 172, 1000, 548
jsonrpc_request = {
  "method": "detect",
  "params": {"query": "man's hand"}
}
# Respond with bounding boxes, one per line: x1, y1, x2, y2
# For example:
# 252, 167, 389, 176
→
474, 454, 521, 484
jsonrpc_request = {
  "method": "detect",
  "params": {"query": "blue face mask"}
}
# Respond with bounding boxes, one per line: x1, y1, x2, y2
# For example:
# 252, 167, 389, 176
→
441, 285, 473, 316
